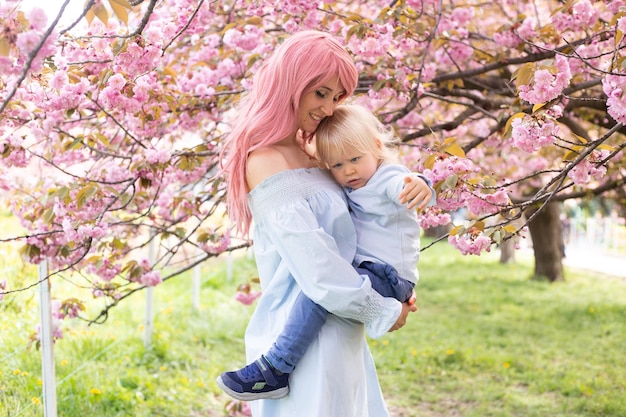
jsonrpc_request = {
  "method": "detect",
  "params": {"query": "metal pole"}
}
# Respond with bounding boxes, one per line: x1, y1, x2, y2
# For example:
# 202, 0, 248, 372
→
39, 260, 58, 417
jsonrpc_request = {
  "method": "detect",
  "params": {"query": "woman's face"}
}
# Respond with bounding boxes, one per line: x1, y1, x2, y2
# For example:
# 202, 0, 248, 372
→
298, 75, 346, 133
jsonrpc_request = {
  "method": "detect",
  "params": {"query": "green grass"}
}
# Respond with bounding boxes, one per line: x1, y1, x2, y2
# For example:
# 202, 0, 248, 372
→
1, 229, 625, 416
374, 243, 626, 417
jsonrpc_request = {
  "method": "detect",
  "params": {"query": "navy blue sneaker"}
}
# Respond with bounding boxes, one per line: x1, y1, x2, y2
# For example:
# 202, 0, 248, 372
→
216, 356, 289, 401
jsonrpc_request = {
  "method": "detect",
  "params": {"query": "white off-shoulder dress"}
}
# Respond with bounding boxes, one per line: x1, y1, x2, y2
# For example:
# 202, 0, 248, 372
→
245, 168, 400, 417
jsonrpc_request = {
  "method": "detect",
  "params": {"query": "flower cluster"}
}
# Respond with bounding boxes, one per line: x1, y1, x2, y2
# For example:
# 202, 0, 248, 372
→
234, 283, 262, 306
509, 115, 558, 153
34, 298, 81, 343
550, 0, 598, 33
567, 150, 610, 185
419, 209, 452, 230
602, 74, 626, 125
225, 400, 252, 417
448, 232, 492, 256
518, 55, 572, 105
466, 189, 511, 217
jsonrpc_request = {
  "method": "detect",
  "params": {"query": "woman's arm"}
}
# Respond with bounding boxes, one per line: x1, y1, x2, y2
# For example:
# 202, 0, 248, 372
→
261, 208, 403, 338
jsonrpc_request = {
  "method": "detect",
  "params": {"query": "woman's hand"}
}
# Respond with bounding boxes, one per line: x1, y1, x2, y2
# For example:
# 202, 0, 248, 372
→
399, 175, 433, 210
296, 129, 318, 160
388, 291, 418, 332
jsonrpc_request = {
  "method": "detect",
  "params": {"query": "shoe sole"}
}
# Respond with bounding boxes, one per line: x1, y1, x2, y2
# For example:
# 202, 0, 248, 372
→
215, 375, 289, 401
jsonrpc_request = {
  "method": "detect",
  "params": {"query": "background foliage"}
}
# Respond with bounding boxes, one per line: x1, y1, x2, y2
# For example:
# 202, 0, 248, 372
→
1, 0, 625, 324
1, 236, 625, 416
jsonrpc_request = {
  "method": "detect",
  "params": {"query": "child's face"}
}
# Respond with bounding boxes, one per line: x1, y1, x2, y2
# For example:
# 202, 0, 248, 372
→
327, 149, 380, 189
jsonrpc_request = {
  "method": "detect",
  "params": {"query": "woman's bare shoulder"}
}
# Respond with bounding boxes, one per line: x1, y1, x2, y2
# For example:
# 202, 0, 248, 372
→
246, 147, 290, 190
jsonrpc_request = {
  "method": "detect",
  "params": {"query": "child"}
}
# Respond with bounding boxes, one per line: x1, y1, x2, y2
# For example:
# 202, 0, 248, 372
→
216, 104, 436, 401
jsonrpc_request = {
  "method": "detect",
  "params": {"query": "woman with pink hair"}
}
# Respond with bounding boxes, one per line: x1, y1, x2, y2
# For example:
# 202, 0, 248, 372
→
218, 30, 420, 416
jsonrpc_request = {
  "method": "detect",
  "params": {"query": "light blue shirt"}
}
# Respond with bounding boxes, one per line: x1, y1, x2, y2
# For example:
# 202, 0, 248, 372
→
347, 163, 436, 284
246, 168, 398, 417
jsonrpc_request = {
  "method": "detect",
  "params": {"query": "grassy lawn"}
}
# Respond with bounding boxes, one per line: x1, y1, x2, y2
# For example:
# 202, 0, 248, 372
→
1, 211, 625, 416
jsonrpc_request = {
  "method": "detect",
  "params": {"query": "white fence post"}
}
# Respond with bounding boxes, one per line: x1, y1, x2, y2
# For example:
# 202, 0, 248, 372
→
192, 261, 200, 310
39, 259, 58, 417
227, 252, 233, 282
144, 236, 156, 348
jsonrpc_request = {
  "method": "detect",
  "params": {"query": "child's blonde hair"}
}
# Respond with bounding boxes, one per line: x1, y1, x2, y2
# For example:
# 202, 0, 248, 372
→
315, 104, 399, 168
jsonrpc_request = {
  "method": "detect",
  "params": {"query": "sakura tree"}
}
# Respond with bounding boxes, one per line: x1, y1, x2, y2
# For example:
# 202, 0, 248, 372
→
1, 0, 624, 331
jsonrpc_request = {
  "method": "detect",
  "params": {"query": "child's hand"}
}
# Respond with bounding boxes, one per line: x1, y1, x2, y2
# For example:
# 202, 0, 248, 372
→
399, 175, 433, 210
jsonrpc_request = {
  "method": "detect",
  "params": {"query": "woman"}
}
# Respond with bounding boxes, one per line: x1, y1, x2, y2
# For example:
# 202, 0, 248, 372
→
219, 30, 419, 416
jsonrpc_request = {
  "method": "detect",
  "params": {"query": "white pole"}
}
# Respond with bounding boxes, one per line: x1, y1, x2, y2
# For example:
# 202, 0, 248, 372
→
39, 260, 58, 417
144, 236, 156, 348
227, 252, 233, 282
192, 261, 200, 310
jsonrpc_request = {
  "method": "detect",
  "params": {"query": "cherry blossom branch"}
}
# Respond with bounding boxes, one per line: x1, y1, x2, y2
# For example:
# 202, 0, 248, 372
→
0, 0, 69, 115
162, 0, 206, 54
87, 243, 249, 324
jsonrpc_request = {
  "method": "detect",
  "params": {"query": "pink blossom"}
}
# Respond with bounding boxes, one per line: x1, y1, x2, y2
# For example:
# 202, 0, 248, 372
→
551, 0, 598, 32
200, 231, 231, 255
357, 36, 386, 59
493, 30, 522, 48
36, 319, 64, 342
602, 74, 626, 124
466, 189, 511, 217
281, 0, 318, 14
28, 8, 48, 30
77, 223, 109, 240
226, 400, 252, 417
0, 141, 28, 168
607, 0, 626, 14
519, 55, 571, 105
139, 271, 162, 287
62, 218, 79, 241
223, 26, 263, 51
448, 233, 492, 255
509, 116, 557, 153
234, 290, 262, 305
144, 148, 171, 164
567, 150, 609, 185
419, 209, 452, 230
50, 71, 68, 91
107, 73, 126, 91
88, 259, 122, 282
517, 17, 537, 40
16, 31, 39, 53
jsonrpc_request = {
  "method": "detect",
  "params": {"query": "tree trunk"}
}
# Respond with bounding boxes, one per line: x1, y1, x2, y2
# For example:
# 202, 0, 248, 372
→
527, 202, 565, 282
499, 238, 516, 264
424, 223, 452, 239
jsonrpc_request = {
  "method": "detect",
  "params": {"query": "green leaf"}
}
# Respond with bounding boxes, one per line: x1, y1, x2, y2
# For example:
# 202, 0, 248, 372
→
76, 185, 98, 209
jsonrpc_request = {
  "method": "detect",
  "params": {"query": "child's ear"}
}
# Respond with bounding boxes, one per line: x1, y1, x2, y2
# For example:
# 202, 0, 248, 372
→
375, 138, 382, 149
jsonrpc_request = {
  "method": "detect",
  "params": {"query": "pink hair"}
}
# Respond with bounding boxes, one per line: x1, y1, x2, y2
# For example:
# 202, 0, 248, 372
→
219, 30, 359, 236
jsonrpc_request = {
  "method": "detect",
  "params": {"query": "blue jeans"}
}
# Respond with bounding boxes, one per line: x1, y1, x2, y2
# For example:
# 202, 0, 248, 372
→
265, 262, 415, 374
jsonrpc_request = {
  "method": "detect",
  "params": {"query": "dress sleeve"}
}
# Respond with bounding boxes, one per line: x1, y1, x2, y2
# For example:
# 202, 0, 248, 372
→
258, 197, 401, 339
